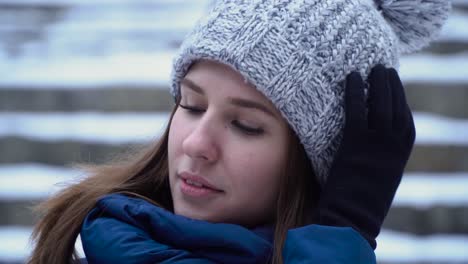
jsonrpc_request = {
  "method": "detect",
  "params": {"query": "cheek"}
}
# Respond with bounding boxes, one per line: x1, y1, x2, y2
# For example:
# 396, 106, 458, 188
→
168, 110, 186, 171
227, 140, 286, 195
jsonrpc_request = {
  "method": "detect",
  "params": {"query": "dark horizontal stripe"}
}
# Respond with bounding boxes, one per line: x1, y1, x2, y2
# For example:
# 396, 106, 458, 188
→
1, 137, 468, 171
406, 145, 468, 172
2, 198, 468, 236
383, 205, 468, 235
425, 41, 468, 55
1, 82, 468, 118
0, 136, 137, 166
454, 3, 468, 12
405, 82, 468, 119
0, 199, 41, 226
0, 87, 174, 112
0, 3, 68, 12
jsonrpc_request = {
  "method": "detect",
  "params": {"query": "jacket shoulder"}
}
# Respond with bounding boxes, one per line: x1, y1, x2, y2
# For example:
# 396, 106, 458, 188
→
283, 224, 376, 264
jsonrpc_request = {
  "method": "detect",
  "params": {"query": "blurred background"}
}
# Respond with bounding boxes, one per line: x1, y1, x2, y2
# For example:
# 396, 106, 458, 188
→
0, 0, 467, 263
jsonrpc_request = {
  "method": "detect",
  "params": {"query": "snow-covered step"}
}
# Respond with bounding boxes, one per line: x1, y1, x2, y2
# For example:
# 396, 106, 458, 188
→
0, 3, 206, 54
1, 164, 466, 204
0, 112, 467, 145
394, 172, 468, 208
1, 164, 468, 234
0, 1, 465, 43
2, 3, 464, 41
0, 226, 467, 264
0, 112, 170, 144
0, 112, 468, 172
414, 113, 468, 146
0, 0, 464, 8
0, 0, 208, 6
0, 51, 177, 88
0, 226, 84, 264
376, 230, 468, 264
1, 52, 468, 88
437, 10, 468, 42
383, 172, 468, 235
399, 53, 468, 84
6, 137, 465, 171
1, 80, 467, 119
0, 164, 82, 200
0, 112, 468, 170
0, 1, 210, 61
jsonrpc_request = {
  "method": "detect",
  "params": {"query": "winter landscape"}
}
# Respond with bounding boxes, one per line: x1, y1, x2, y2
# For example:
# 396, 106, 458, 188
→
1, 0, 468, 263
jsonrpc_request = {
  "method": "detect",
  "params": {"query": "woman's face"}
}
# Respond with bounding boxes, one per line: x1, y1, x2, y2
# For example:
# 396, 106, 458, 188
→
168, 60, 290, 227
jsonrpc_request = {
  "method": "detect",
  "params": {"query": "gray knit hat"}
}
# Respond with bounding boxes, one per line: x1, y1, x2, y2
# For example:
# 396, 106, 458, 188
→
170, 0, 451, 185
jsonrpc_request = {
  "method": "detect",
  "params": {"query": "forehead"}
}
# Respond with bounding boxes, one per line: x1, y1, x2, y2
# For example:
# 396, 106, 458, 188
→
183, 60, 262, 98
181, 60, 290, 130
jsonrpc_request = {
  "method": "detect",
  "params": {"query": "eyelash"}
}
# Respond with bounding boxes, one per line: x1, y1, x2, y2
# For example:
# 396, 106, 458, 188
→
179, 104, 204, 114
178, 104, 264, 136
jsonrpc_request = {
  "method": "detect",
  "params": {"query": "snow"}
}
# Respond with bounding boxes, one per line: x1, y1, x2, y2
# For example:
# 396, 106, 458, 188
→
0, 226, 84, 263
438, 11, 468, 42
399, 53, 468, 83
1, 164, 468, 205
1, 51, 467, 88
7, 0, 463, 42
0, 163, 83, 200
376, 230, 468, 263
395, 173, 468, 208
0, 227, 33, 263
1, 111, 467, 145
0, 112, 170, 143
0, 226, 467, 263
55, 3, 206, 31
0, 0, 210, 6
414, 112, 468, 146
0, 5, 467, 87
0, 1, 466, 262
0, 52, 176, 88
453, 0, 468, 6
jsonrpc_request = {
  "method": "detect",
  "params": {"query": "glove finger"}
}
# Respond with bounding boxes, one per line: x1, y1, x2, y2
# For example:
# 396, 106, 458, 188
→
368, 65, 392, 131
406, 111, 416, 150
389, 70, 416, 155
388, 68, 412, 132
344, 72, 367, 131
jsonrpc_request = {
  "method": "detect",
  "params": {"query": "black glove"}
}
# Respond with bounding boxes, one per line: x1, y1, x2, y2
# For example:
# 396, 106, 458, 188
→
313, 65, 416, 249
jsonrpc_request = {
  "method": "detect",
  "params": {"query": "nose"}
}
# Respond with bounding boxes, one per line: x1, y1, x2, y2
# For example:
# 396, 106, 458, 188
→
182, 116, 219, 162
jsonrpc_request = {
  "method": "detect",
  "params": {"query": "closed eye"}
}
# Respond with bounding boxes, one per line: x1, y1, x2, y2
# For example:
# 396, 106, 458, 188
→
232, 120, 264, 135
179, 104, 264, 136
179, 104, 205, 114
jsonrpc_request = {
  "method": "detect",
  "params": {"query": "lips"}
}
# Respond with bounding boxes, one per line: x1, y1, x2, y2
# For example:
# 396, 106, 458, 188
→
179, 172, 223, 192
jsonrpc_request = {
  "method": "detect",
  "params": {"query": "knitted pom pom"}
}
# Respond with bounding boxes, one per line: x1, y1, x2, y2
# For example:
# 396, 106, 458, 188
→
374, 0, 451, 54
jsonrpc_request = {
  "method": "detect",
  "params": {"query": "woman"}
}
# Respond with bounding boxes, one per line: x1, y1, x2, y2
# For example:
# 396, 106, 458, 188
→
28, 0, 450, 263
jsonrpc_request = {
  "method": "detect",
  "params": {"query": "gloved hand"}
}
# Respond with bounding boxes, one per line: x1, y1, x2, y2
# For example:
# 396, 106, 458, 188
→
313, 65, 416, 249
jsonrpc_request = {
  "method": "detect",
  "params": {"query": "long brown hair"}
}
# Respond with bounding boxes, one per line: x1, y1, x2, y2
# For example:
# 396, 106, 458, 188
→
28, 104, 320, 264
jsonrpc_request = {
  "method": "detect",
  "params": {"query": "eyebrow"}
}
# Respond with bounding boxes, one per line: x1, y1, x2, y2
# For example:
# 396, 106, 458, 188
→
181, 78, 205, 94
229, 98, 278, 119
181, 77, 278, 119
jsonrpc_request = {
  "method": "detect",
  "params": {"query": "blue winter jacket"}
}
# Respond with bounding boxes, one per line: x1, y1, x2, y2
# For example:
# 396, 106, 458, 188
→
80, 194, 376, 263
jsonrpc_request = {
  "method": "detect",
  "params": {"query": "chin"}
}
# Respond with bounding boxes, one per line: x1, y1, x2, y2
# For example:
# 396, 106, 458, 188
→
174, 204, 219, 223
175, 204, 257, 227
